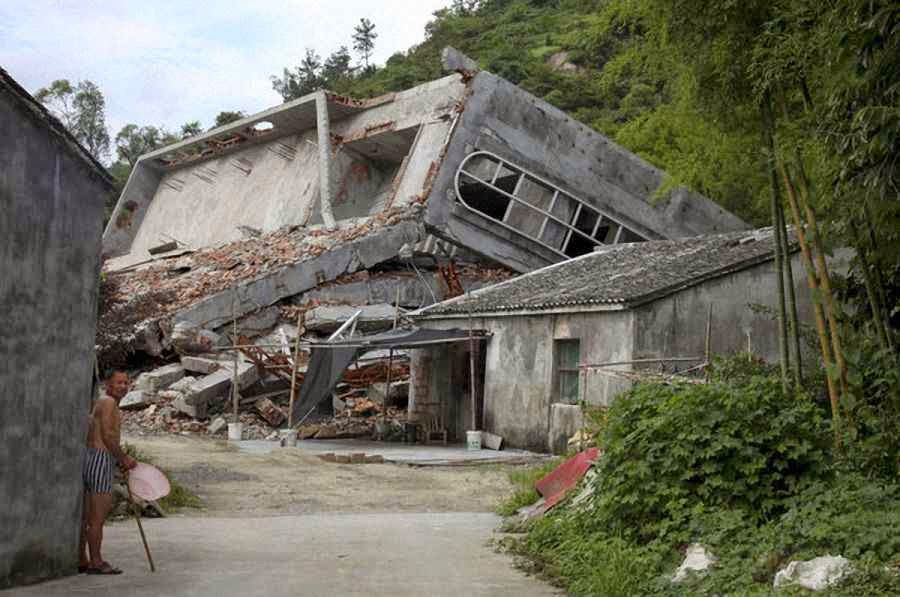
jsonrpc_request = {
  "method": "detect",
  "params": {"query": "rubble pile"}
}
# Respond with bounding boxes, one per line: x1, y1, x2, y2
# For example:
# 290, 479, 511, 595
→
118, 346, 412, 441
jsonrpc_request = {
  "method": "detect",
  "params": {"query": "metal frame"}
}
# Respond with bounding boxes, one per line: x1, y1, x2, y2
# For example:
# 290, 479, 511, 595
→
454, 150, 646, 258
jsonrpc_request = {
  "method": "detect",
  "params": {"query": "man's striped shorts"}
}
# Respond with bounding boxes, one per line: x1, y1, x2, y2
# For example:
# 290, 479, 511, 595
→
83, 447, 114, 494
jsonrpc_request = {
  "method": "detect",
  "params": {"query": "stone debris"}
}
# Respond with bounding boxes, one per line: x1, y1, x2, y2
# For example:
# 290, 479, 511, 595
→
773, 555, 852, 591
134, 363, 184, 392
169, 322, 224, 354
180, 356, 221, 375
672, 544, 718, 583
254, 398, 285, 427
207, 416, 228, 436
120, 390, 155, 411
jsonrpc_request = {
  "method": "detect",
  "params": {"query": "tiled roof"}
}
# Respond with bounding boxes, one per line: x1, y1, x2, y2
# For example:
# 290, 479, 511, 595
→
415, 228, 786, 316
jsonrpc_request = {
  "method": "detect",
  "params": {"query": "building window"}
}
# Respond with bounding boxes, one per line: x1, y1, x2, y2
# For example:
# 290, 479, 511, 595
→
555, 339, 581, 404
455, 151, 647, 258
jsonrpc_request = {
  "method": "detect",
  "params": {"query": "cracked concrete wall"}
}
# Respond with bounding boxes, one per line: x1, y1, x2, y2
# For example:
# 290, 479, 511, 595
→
425, 71, 749, 273
0, 90, 106, 588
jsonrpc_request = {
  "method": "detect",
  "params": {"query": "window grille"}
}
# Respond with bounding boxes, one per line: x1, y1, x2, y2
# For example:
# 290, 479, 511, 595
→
555, 339, 581, 404
454, 151, 646, 258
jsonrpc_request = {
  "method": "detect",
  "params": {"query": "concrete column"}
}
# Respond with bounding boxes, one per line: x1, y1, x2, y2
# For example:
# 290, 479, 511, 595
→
315, 90, 337, 230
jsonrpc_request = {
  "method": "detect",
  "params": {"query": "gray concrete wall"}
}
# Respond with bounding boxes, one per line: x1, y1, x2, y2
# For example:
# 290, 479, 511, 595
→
0, 90, 106, 587
425, 71, 748, 273
417, 310, 633, 452
633, 254, 814, 365
103, 76, 465, 259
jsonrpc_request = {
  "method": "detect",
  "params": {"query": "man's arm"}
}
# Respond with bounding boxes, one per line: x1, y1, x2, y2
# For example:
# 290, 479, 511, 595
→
98, 400, 136, 468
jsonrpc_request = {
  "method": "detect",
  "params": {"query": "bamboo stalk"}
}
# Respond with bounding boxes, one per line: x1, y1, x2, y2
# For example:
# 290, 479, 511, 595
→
777, 198, 803, 384
850, 219, 889, 350
862, 201, 894, 352
792, 157, 849, 398
778, 160, 841, 446
762, 97, 790, 388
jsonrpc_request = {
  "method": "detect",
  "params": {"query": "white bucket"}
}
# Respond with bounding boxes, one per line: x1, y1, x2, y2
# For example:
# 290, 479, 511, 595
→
280, 429, 297, 447
466, 430, 482, 451
227, 423, 243, 441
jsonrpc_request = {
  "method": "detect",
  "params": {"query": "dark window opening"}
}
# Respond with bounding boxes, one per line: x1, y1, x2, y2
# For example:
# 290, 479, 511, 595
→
619, 228, 645, 243
564, 233, 596, 258
458, 173, 511, 221
574, 208, 599, 235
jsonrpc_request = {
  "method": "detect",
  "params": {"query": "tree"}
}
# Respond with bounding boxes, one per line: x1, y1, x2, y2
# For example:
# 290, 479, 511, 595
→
211, 111, 245, 129
352, 18, 378, 70
323, 46, 354, 84
180, 121, 203, 139
271, 48, 326, 101
35, 79, 111, 161
113, 124, 178, 167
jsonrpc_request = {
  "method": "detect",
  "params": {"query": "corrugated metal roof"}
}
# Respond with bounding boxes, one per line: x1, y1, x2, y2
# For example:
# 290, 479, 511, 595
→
414, 228, 787, 316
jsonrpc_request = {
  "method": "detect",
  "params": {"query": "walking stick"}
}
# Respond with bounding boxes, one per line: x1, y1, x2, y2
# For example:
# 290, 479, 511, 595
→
124, 470, 156, 572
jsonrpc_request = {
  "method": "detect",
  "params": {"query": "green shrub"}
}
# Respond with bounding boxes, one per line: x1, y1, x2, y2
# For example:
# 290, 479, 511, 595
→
496, 458, 562, 517
592, 376, 830, 543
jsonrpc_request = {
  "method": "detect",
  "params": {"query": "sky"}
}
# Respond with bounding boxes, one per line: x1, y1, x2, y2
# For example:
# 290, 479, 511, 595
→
1, 0, 451, 159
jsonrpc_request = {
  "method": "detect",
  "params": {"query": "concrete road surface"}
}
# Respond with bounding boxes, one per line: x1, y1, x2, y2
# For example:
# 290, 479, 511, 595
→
6, 513, 559, 596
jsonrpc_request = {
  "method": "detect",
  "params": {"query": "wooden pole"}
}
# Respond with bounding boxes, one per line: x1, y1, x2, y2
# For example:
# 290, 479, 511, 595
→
287, 311, 304, 428
393, 286, 401, 330
383, 348, 394, 431
124, 471, 155, 572
231, 291, 239, 425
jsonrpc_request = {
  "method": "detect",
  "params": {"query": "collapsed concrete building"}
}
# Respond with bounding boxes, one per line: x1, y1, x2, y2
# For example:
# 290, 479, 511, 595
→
99, 49, 748, 439
0, 68, 110, 588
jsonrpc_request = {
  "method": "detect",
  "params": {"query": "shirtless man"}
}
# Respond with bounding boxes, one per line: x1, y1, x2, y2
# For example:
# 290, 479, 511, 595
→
79, 371, 137, 575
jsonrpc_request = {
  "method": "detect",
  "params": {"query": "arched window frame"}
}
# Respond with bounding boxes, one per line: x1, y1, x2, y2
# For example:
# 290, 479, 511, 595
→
454, 150, 646, 258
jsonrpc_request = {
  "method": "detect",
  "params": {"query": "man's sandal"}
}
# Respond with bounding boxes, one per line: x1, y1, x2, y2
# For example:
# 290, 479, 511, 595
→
86, 562, 122, 575
77, 564, 89, 574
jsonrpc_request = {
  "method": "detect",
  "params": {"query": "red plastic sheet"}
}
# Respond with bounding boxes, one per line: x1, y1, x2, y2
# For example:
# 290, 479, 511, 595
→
535, 447, 599, 510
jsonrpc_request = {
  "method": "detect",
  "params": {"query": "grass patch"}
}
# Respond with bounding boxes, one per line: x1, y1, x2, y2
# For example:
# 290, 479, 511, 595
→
496, 458, 562, 517
123, 443, 202, 512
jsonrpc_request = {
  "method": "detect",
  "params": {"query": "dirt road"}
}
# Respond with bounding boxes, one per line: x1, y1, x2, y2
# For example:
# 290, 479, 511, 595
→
128, 434, 519, 515
5, 435, 559, 596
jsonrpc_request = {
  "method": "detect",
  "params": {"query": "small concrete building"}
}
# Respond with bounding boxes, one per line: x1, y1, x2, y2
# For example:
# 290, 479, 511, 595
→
0, 68, 111, 588
410, 229, 813, 453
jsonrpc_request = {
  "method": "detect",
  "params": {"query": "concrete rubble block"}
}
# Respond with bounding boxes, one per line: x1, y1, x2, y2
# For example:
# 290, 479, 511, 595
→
207, 416, 228, 436
232, 307, 280, 338
314, 424, 338, 440
180, 356, 221, 375
254, 398, 286, 427
366, 380, 409, 405
773, 555, 852, 592
134, 363, 185, 392
364, 454, 385, 464
134, 320, 164, 356
172, 394, 207, 420
167, 377, 197, 394
334, 454, 351, 464
185, 362, 259, 407
120, 390, 156, 411
169, 321, 225, 354
304, 303, 398, 333
298, 425, 319, 440
672, 544, 717, 583
349, 453, 367, 464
